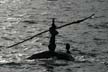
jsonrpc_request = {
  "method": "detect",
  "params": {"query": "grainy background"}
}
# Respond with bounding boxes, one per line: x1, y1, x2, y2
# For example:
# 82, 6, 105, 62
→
0, 0, 108, 72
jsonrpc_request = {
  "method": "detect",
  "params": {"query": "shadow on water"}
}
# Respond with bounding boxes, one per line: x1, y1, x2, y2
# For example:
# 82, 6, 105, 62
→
0, 56, 107, 72
0, 62, 21, 67
0, 58, 70, 71
38, 59, 70, 72
0, 62, 25, 70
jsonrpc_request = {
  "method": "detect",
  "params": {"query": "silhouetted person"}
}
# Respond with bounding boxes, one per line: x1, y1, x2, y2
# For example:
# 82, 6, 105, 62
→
27, 18, 75, 61
48, 18, 58, 52
66, 43, 71, 54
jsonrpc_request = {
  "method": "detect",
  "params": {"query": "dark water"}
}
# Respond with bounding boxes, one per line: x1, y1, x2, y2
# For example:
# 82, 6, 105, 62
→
0, 0, 108, 72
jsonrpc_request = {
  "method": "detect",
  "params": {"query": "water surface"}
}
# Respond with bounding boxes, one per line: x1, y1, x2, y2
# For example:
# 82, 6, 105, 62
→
0, 0, 108, 72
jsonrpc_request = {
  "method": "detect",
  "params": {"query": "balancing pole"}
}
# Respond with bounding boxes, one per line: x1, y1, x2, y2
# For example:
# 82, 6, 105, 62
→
7, 14, 95, 48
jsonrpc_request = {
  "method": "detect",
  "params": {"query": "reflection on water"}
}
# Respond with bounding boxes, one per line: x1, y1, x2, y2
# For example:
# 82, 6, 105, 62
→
0, 0, 108, 72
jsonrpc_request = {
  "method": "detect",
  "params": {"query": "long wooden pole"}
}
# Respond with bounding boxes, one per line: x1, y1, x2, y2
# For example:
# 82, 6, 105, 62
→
7, 14, 95, 48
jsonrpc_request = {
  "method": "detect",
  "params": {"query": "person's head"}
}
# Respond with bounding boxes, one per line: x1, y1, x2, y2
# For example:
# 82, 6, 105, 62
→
66, 43, 71, 54
52, 18, 56, 27
52, 18, 55, 23
66, 43, 70, 50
